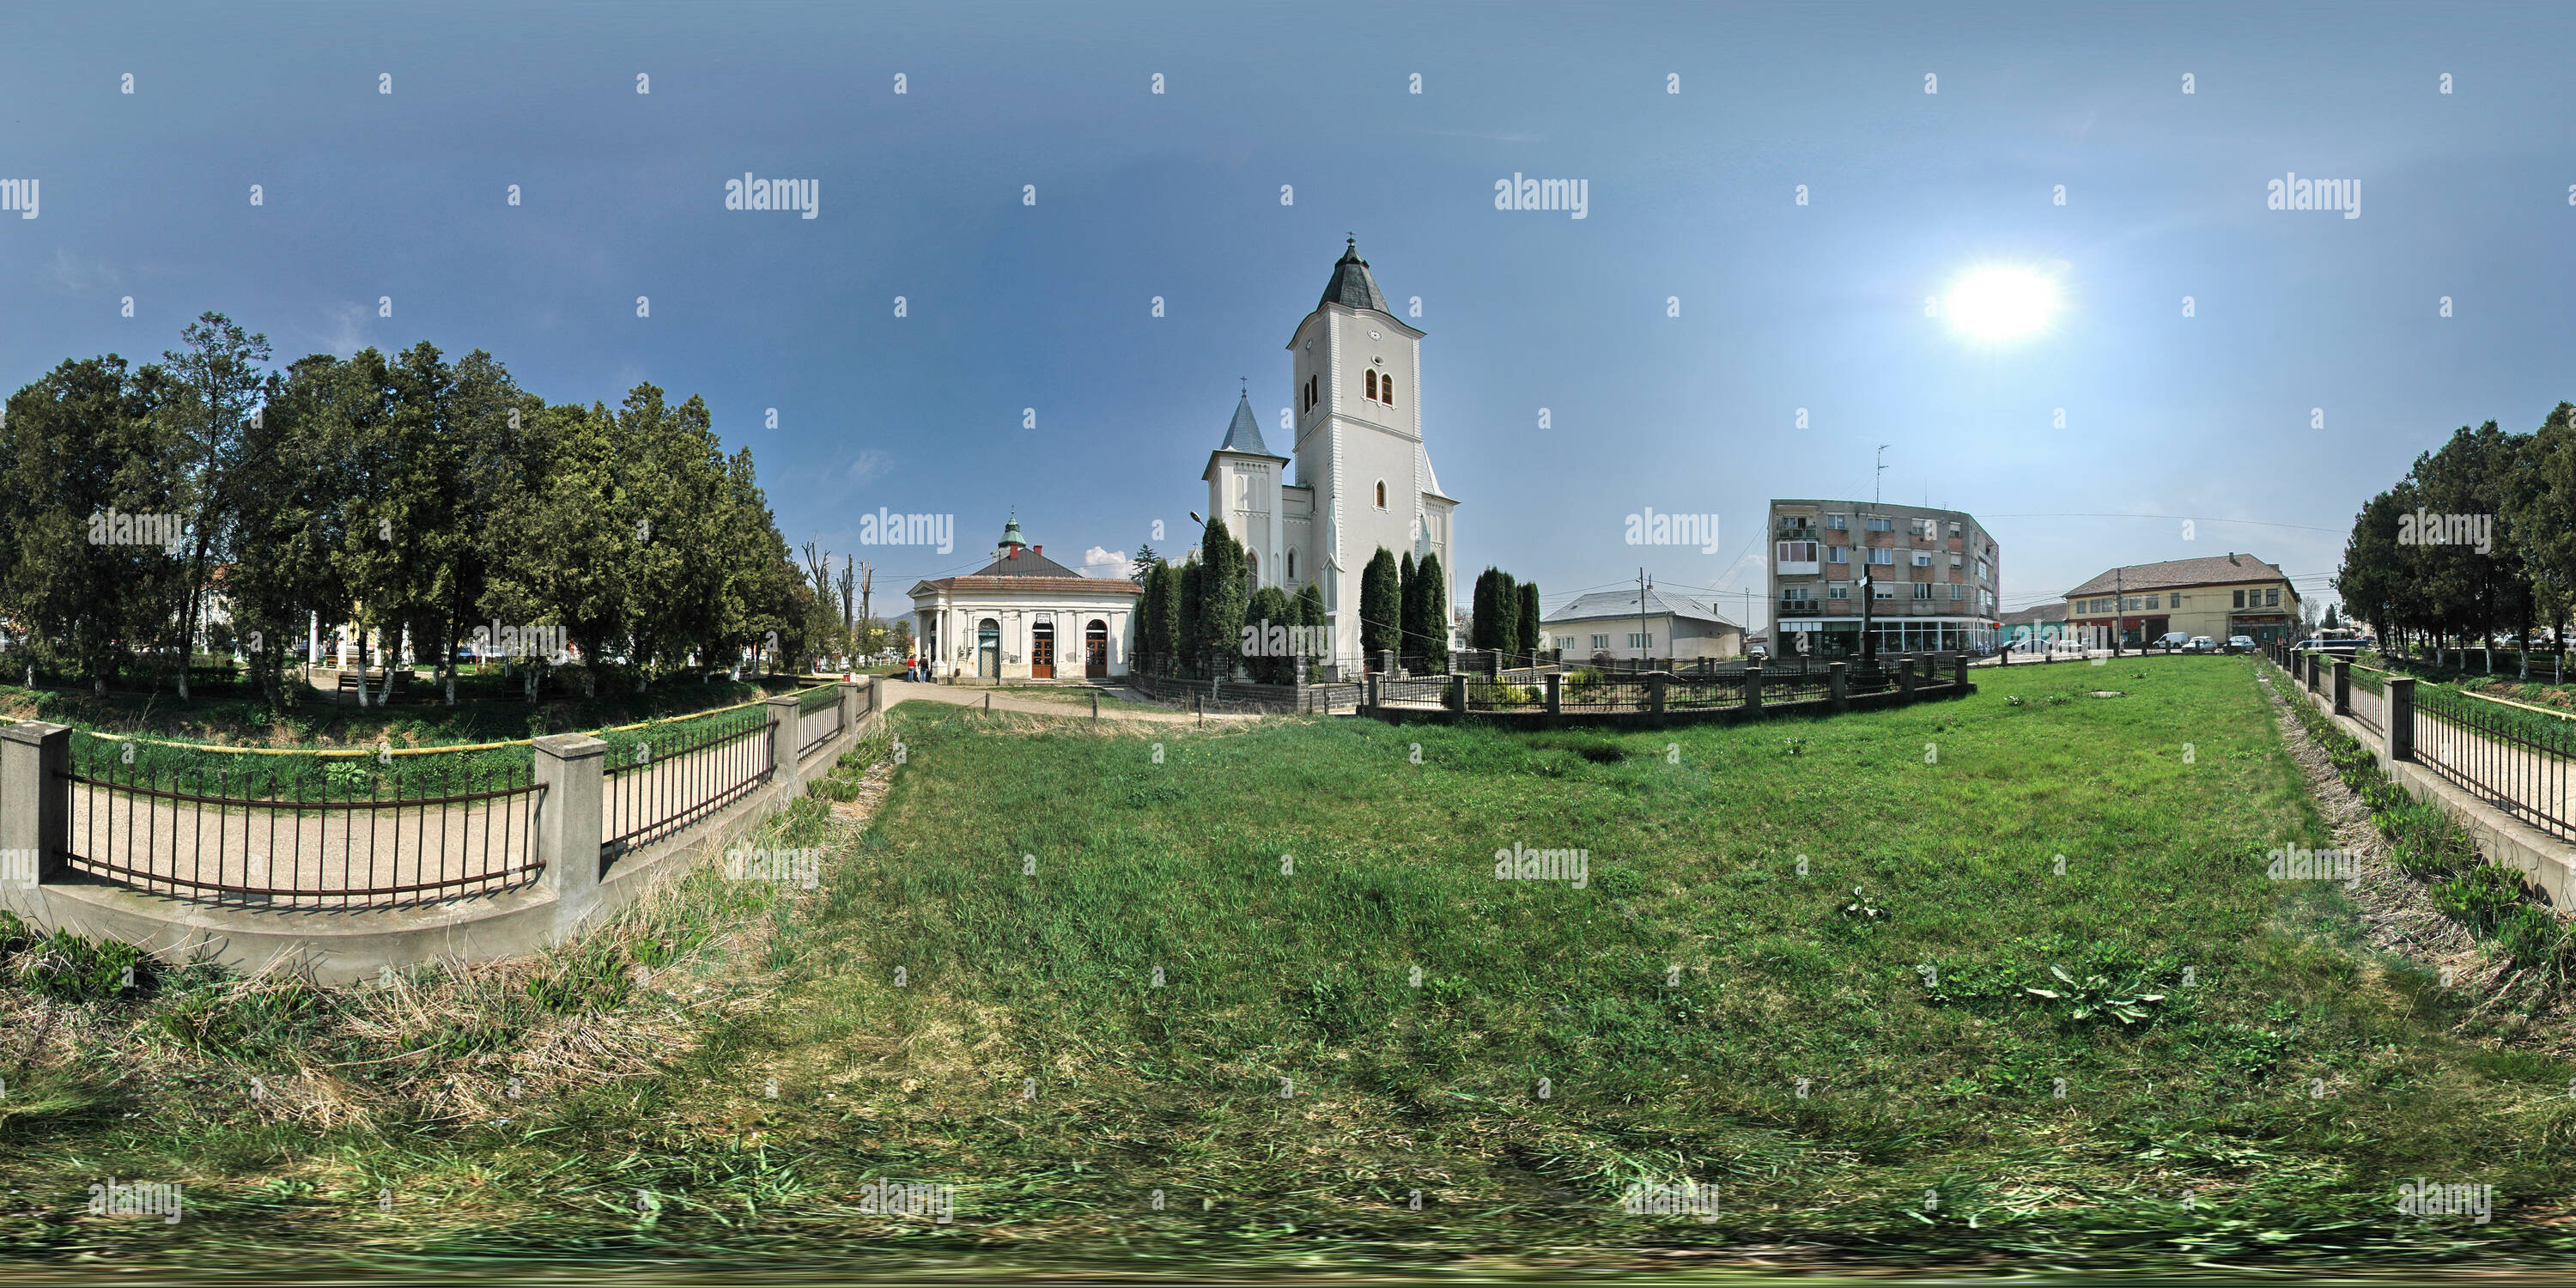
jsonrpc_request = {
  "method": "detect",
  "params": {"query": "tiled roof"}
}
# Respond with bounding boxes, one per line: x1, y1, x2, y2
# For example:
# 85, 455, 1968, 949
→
962, 547, 1084, 579
2064, 554, 2290, 598
1545, 587, 1739, 628
2000, 603, 2067, 626
1317, 238, 1389, 313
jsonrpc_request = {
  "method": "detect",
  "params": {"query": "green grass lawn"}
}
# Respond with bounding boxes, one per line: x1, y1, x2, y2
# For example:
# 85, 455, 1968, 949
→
6, 656, 2573, 1276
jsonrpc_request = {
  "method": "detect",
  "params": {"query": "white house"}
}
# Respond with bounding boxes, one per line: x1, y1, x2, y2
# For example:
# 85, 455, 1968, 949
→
909, 516, 1141, 681
1542, 586, 1745, 663
1201, 239, 1459, 673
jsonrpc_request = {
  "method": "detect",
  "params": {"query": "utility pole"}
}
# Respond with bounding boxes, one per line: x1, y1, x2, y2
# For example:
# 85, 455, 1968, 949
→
859, 560, 872, 657
2112, 565, 2124, 657
1637, 567, 1649, 673
1859, 445, 1889, 665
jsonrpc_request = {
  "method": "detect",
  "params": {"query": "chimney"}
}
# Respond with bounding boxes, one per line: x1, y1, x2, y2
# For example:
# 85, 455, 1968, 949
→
1034, 544, 1042, 556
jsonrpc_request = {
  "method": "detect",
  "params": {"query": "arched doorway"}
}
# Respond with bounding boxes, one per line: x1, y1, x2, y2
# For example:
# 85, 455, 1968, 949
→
976, 618, 999, 679
1031, 620, 1055, 679
1085, 620, 1109, 677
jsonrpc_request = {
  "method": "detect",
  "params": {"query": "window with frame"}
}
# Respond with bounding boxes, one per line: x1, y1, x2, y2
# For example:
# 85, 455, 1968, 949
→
1951, 553, 1964, 568
1866, 516, 1893, 532
1947, 521, 1962, 536
1777, 540, 1820, 563
2124, 597, 2141, 611
1590, 634, 1608, 651
1912, 583, 1934, 600
1826, 513, 1847, 530
2266, 588, 2280, 606
2145, 595, 2159, 610
1912, 552, 1933, 567
1375, 480, 1387, 509
1873, 583, 1897, 599
1950, 583, 1965, 601
1628, 632, 1653, 649
1364, 369, 1376, 401
2233, 589, 2246, 608
1827, 546, 1849, 563
1868, 548, 1893, 565
1826, 584, 1850, 599
1782, 586, 1813, 602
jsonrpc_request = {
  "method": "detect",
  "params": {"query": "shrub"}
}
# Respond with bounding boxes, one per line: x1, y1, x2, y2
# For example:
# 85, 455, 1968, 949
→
2432, 864, 2526, 938
20, 929, 149, 1003
2496, 905, 2572, 972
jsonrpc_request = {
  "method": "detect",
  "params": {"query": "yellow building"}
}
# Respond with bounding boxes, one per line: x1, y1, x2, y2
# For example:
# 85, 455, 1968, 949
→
2063, 553, 2300, 647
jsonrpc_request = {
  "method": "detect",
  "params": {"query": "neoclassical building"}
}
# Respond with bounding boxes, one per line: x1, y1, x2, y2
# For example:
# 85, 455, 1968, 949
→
1201, 239, 1458, 671
908, 516, 1140, 681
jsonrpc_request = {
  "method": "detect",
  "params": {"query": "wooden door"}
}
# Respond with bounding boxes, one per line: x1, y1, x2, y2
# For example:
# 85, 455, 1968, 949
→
1085, 621, 1109, 677
1031, 623, 1054, 679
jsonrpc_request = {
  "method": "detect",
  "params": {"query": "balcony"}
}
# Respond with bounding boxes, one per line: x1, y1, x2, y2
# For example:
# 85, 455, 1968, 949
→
1777, 598, 1821, 617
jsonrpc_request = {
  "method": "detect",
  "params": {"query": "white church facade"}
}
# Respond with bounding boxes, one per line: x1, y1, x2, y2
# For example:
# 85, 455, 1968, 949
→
1201, 239, 1458, 672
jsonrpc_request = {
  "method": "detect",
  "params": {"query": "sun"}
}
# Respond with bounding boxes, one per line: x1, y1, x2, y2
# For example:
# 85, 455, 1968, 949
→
1945, 265, 2057, 341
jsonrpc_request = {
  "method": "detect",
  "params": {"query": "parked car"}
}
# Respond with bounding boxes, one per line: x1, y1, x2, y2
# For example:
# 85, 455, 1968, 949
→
2185, 635, 2218, 653
2227, 635, 2257, 653
2293, 636, 2363, 656
2154, 631, 2191, 652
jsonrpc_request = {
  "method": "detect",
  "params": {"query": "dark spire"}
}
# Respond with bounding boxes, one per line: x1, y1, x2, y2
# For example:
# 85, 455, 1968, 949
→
1317, 237, 1389, 313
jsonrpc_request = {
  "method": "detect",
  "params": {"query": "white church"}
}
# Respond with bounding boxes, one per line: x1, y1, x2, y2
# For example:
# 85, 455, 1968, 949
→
1202, 238, 1458, 673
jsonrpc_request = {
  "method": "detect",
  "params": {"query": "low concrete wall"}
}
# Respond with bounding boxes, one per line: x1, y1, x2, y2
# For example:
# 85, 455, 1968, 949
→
2272, 658, 2576, 909
0, 681, 888, 984
1363, 677, 1973, 729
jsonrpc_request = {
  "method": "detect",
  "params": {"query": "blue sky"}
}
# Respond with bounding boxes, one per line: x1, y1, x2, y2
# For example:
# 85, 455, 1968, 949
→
8, 1, 2573, 629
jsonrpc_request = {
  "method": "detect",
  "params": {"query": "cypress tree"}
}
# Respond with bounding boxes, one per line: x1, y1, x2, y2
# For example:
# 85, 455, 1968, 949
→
1295, 580, 1327, 671
1399, 550, 1419, 670
1516, 580, 1542, 665
1360, 547, 1400, 666
1416, 552, 1449, 673
1177, 559, 1204, 677
1198, 516, 1248, 679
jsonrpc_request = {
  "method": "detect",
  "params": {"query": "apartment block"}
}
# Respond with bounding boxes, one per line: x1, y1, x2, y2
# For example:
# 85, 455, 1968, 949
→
1766, 499, 2001, 656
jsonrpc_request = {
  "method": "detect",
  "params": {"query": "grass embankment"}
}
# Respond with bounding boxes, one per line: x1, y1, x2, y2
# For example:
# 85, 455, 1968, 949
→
4, 660, 2573, 1275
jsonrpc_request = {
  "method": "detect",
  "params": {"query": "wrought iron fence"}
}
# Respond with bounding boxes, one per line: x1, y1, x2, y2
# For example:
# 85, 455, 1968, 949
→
1379, 675, 1452, 706
604, 707, 775, 861
2347, 664, 2388, 734
61, 749, 544, 908
1558, 672, 1651, 711
797, 696, 845, 758
1464, 675, 1546, 711
2412, 685, 2576, 842
1664, 675, 1747, 710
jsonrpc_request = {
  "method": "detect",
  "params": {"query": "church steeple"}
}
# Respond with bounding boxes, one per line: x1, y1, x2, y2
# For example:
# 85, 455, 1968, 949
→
1316, 236, 1389, 314
1215, 390, 1275, 457
995, 510, 1029, 557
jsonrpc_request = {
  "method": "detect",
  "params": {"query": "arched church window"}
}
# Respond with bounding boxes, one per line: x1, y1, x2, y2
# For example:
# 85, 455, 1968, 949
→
1375, 481, 1387, 509
1365, 369, 1377, 400
1286, 550, 1296, 580
1247, 551, 1259, 587
1382, 374, 1394, 407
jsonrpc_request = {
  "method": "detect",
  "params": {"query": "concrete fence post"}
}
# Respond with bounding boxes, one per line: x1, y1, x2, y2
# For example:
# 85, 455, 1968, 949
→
1367, 674, 1382, 709
767, 693, 804, 795
867, 675, 887, 720
1447, 673, 1467, 713
0, 720, 71, 892
1546, 671, 1562, 715
1898, 655, 1917, 702
839, 680, 861, 741
2387, 677, 2416, 761
2332, 659, 2351, 716
1827, 662, 1848, 712
1954, 653, 1969, 690
2308, 654, 2322, 697
1743, 664, 1763, 716
1649, 672, 1668, 715
533, 732, 607, 927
